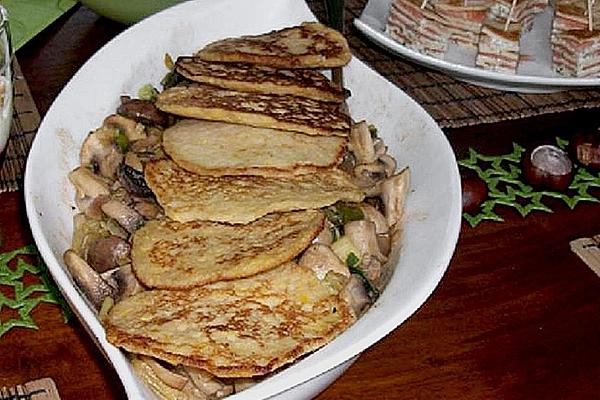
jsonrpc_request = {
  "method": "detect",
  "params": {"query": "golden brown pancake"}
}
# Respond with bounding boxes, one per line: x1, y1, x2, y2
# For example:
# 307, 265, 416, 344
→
162, 119, 347, 177
196, 22, 351, 68
105, 262, 355, 377
176, 57, 346, 102
132, 210, 324, 289
144, 159, 364, 224
156, 84, 350, 137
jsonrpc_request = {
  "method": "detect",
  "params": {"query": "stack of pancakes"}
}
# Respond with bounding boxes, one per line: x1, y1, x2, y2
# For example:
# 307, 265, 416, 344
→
105, 23, 367, 379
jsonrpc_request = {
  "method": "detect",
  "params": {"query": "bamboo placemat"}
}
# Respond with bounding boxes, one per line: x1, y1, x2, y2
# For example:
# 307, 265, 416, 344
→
0, 59, 40, 193
307, 0, 600, 129
3, 1, 600, 191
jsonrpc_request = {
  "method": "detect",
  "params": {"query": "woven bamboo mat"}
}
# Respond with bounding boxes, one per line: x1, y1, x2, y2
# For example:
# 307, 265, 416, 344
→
307, 0, 600, 129
3, 1, 600, 192
0, 59, 40, 193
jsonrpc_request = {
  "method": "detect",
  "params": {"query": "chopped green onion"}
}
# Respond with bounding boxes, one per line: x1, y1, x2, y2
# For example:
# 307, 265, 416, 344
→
164, 53, 175, 70
335, 203, 364, 225
368, 124, 378, 139
346, 252, 360, 269
114, 129, 129, 153
138, 84, 158, 101
346, 252, 380, 299
323, 203, 364, 236
160, 70, 184, 89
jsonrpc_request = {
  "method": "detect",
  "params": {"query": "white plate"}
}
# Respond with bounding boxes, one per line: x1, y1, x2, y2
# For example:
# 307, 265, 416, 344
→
355, 0, 600, 93
24, 0, 461, 398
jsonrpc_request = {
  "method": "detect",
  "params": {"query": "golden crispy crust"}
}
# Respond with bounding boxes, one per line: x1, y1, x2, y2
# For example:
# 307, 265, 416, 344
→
176, 57, 346, 102
132, 210, 325, 289
196, 22, 351, 68
145, 159, 364, 224
162, 119, 347, 177
156, 84, 350, 137
105, 263, 355, 378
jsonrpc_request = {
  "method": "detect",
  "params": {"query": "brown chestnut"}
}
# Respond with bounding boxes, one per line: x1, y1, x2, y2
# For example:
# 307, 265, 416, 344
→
461, 168, 487, 213
522, 144, 573, 191
571, 130, 600, 170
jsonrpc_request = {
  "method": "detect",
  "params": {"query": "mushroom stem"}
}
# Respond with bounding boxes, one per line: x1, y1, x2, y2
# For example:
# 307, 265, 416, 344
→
63, 250, 117, 310
141, 356, 189, 390
299, 243, 350, 280
344, 220, 387, 263
101, 200, 145, 233
80, 127, 124, 179
104, 114, 146, 142
380, 167, 411, 229
68, 167, 110, 199
349, 121, 377, 164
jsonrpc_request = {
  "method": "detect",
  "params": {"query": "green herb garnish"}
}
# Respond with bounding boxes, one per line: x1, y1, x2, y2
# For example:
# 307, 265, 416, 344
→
164, 53, 175, 70
346, 252, 380, 299
114, 129, 129, 153
368, 124, 378, 139
138, 84, 158, 101
324, 203, 364, 230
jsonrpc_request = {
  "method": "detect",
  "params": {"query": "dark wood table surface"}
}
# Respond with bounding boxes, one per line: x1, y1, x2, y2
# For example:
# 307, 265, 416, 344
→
2, 4, 600, 400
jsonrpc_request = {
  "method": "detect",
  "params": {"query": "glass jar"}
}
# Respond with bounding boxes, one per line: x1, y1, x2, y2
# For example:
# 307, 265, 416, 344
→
0, 5, 12, 163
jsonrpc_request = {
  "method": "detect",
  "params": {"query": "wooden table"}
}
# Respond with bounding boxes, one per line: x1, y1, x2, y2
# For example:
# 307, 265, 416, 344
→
2, 4, 600, 399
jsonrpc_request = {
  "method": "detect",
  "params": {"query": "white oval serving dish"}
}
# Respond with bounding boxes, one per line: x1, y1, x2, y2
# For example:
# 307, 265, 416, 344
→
24, 0, 462, 398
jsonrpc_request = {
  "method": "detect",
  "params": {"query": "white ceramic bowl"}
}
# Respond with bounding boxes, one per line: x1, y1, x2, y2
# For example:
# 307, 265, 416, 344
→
24, 0, 461, 398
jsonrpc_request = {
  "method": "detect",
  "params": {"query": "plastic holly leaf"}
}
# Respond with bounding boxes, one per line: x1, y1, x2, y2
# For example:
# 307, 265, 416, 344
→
458, 138, 599, 228
555, 137, 569, 150
0, 245, 70, 337
463, 199, 504, 227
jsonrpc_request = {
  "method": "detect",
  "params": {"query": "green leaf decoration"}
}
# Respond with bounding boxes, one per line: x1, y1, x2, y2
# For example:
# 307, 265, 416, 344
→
459, 140, 600, 227
0, 245, 71, 338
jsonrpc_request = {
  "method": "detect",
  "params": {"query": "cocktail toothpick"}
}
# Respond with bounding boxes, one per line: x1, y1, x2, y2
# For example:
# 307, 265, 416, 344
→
588, 0, 594, 31
504, 0, 518, 30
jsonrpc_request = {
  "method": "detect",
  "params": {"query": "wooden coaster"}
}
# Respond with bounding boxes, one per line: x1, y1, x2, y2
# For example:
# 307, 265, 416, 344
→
0, 378, 61, 400
570, 235, 600, 278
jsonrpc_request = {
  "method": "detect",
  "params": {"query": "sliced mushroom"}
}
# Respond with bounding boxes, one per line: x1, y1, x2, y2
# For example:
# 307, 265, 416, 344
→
379, 153, 397, 178
182, 366, 234, 398
344, 220, 387, 263
68, 167, 110, 199
313, 219, 336, 246
87, 235, 131, 273
380, 167, 411, 229
80, 127, 124, 179
360, 203, 391, 256
124, 151, 143, 171
104, 114, 146, 142
76, 195, 110, 220
349, 121, 377, 164
373, 138, 387, 156
118, 164, 153, 197
299, 243, 350, 280
359, 204, 389, 235
361, 254, 383, 283
118, 96, 169, 127
141, 356, 189, 390
63, 250, 117, 310
101, 264, 144, 300
342, 274, 371, 317
353, 163, 386, 188
131, 357, 190, 399
133, 197, 162, 220
129, 127, 162, 155
101, 199, 145, 233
